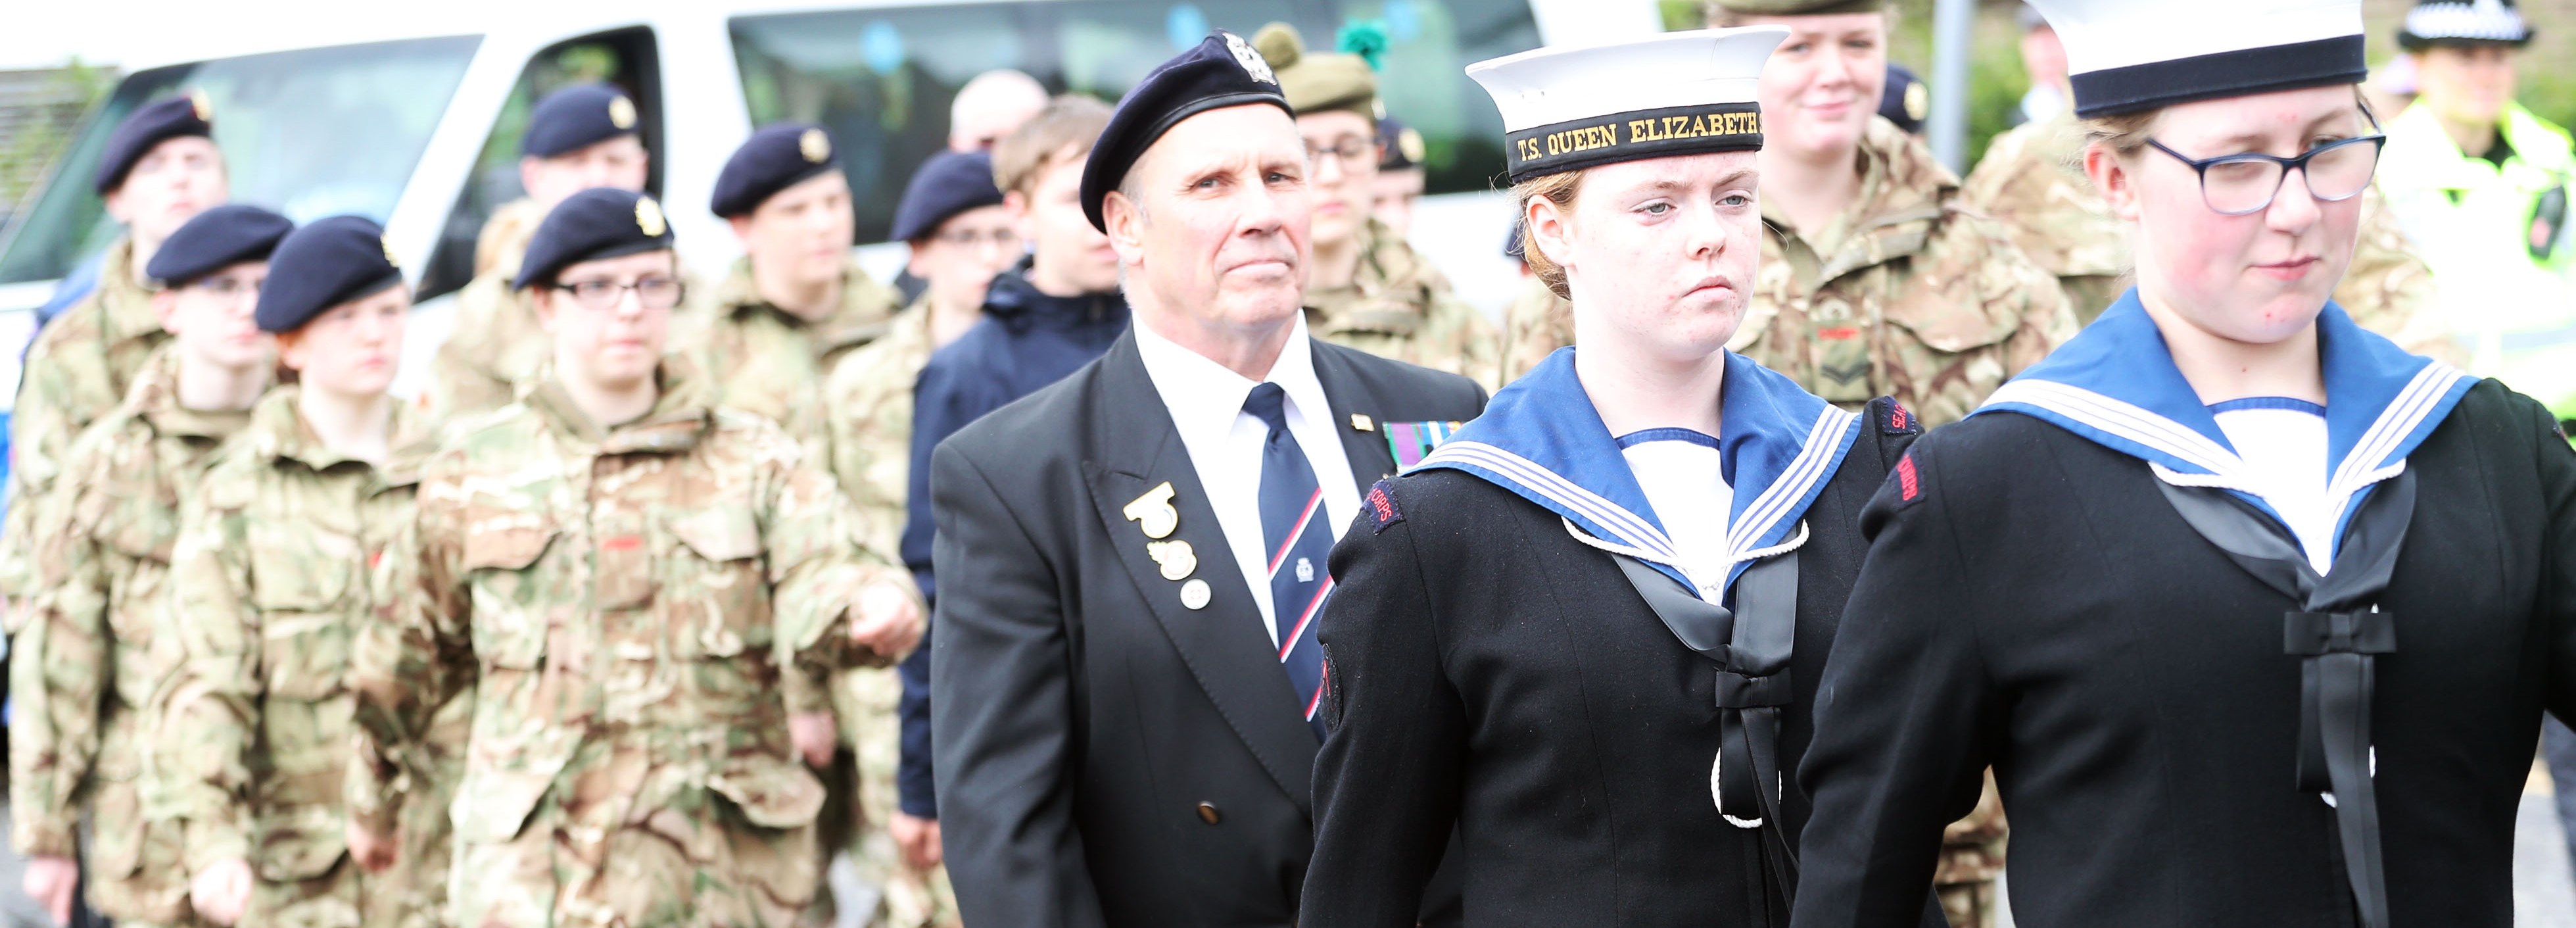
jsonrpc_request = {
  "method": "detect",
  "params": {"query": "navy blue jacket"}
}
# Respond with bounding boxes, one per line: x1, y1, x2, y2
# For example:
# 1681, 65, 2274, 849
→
897, 262, 1128, 817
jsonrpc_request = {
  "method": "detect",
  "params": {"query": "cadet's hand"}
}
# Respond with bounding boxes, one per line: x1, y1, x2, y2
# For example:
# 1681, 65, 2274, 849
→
891, 812, 943, 871
789, 710, 838, 768
849, 580, 923, 658
347, 819, 397, 873
22, 854, 77, 926
189, 857, 253, 926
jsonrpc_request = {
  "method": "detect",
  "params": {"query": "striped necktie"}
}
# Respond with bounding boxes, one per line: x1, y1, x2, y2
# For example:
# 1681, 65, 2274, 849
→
1245, 382, 1333, 741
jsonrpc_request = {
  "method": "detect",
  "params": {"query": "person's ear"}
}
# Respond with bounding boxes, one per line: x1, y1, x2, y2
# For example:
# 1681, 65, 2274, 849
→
103, 188, 133, 226
529, 286, 560, 335
905, 241, 935, 280
1529, 195, 1576, 280
152, 288, 183, 335
518, 156, 548, 203
1004, 190, 1037, 241
2086, 142, 2143, 223
1103, 191, 1147, 268
728, 214, 757, 247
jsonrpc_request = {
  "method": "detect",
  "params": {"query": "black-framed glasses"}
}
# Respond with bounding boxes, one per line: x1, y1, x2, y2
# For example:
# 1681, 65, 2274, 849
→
188, 276, 262, 301
2145, 134, 2387, 216
1303, 135, 1375, 165
932, 228, 1022, 249
552, 276, 685, 311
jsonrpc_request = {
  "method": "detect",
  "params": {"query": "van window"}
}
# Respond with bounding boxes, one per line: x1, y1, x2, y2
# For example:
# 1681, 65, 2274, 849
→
0, 36, 481, 287
730, 0, 1537, 245
415, 27, 664, 303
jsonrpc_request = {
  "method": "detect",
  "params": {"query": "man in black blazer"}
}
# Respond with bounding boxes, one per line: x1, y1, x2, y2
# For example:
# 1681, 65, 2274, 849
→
927, 31, 1483, 928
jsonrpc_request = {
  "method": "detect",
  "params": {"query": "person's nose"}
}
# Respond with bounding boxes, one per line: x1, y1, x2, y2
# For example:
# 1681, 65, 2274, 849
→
2264, 166, 2323, 234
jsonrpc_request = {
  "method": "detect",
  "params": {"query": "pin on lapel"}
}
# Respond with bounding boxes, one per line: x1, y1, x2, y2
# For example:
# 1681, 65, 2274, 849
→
1350, 413, 1374, 432
1148, 539, 1198, 581
1123, 482, 1180, 539
1180, 578, 1212, 610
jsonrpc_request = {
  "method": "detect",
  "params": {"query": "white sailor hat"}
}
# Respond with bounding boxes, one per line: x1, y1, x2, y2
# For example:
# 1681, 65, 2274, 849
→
1466, 27, 1787, 184
2028, 0, 2367, 118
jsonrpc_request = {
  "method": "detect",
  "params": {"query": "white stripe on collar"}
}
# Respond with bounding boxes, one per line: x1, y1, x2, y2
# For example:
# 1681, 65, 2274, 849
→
1421, 439, 1682, 563
1727, 404, 1860, 556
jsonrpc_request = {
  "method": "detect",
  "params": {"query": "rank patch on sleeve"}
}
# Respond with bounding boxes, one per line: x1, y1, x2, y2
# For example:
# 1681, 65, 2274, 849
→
1894, 452, 1922, 505
1880, 400, 1920, 435
1365, 479, 1404, 533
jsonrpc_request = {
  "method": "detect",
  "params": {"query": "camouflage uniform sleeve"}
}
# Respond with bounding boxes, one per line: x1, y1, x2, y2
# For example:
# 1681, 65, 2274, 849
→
821, 349, 903, 561
1497, 280, 1575, 385
2339, 192, 2467, 366
754, 426, 918, 682
1427, 289, 1504, 392
156, 484, 263, 873
5, 445, 114, 858
0, 337, 89, 602
346, 496, 471, 837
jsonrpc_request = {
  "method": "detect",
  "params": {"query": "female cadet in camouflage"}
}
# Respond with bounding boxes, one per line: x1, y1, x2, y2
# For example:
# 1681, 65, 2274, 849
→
1250, 22, 1501, 388
9, 205, 289, 928
345, 187, 922, 928
156, 215, 447, 928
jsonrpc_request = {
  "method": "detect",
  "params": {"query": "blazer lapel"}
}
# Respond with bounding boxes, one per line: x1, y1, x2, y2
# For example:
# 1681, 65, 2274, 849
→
1080, 335, 1320, 810
1311, 343, 1402, 484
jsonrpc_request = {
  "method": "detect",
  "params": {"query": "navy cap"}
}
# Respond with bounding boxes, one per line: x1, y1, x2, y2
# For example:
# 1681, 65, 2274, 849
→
144, 205, 293, 287
515, 187, 677, 291
711, 123, 843, 218
521, 84, 642, 159
890, 151, 1005, 243
1879, 64, 1930, 135
95, 93, 215, 194
1079, 31, 1293, 232
255, 216, 403, 333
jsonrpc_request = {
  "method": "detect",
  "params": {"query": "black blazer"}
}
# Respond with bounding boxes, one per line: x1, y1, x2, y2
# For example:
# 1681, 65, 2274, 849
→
928, 331, 1485, 928
1793, 379, 2576, 928
1302, 397, 1922, 927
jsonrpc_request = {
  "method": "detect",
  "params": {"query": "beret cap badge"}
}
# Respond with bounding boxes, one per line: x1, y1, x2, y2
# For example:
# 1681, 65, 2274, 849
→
799, 128, 832, 164
381, 235, 400, 267
635, 197, 668, 237
609, 95, 638, 130
190, 90, 213, 122
1225, 33, 1278, 84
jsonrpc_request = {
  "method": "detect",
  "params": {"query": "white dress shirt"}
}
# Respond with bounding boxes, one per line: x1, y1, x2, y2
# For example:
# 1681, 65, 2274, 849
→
1617, 430, 1736, 598
1133, 312, 1364, 645
2208, 399, 2335, 574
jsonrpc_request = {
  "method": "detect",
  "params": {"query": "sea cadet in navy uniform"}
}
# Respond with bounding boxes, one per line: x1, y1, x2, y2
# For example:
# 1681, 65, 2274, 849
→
1792, 1, 2576, 926
927, 32, 1482, 927
1302, 28, 1934, 927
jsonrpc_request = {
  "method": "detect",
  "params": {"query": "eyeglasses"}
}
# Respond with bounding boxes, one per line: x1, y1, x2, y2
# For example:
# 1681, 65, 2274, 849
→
1304, 135, 1376, 165
932, 228, 1022, 249
552, 277, 685, 311
2144, 134, 2387, 216
188, 276, 261, 300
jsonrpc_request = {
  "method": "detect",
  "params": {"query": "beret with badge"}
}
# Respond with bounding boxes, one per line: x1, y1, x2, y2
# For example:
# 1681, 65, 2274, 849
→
1377, 116, 1426, 172
711, 122, 842, 218
515, 187, 677, 291
1879, 63, 1930, 135
1078, 30, 1294, 232
95, 93, 214, 194
2028, 0, 2370, 118
1467, 27, 1786, 184
255, 216, 403, 334
1252, 22, 1378, 118
145, 204, 294, 287
890, 150, 1005, 243
522, 83, 642, 159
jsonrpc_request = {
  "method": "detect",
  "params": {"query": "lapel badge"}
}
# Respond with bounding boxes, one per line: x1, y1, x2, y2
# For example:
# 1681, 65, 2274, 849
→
1147, 539, 1198, 581
1349, 413, 1374, 432
1122, 481, 1180, 539
1180, 578, 1213, 610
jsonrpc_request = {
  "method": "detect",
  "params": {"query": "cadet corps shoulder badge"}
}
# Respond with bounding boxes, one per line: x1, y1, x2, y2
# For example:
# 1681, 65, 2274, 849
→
1893, 451, 1923, 507
1364, 478, 1404, 533
1879, 400, 1919, 436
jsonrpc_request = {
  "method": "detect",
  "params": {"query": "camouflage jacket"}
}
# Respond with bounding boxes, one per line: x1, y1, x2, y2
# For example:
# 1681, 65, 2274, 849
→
1497, 276, 1574, 385
3, 236, 169, 600
158, 385, 428, 886
1736, 117, 2076, 427
346, 357, 908, 891
8, 348, 251, 864
1963, 114, 2462, 364
420, 201, 548, 425
823, 295, 938, 559
1306, 218, 1500, 389
682, 256, 904, 462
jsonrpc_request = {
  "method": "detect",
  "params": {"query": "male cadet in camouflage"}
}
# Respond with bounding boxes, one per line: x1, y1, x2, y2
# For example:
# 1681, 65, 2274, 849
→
9, 205, 289, 928
420, 83, 650, 422
3, 95, 227, 615
158, 216, 439, 928
817, 149, 1014, 928
1962, 112, 2462, 360
1251, 22, 1498, 387
345, 187, 923, 928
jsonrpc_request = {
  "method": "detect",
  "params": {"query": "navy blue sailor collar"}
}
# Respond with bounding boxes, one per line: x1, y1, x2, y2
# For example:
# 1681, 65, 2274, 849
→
1415, 347, 1861, 600
1976, 290, 2471, 555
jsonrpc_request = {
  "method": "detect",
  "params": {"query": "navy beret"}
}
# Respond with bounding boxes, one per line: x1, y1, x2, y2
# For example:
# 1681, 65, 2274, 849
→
515, 187, 677, 291
1377, 116, 1425, 172
256, 216, 403, 334
94, 93, 214, 194
1079, 31, 1293, 232
711, 123, 843, 218
521, 84, 642, 159
890, 151, 1005, 243
144, 205, 293, 287
1879, 64, 1929, 135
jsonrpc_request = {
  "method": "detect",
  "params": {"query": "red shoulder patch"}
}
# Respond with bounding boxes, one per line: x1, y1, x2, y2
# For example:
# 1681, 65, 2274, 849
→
1365, 479, 1404, 533
1895, 452, 1922, 504
1880, 400, 1919, 435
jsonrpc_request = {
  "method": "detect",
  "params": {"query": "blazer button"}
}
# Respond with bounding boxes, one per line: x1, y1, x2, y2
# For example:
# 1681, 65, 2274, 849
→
1196, 802, 1222, 825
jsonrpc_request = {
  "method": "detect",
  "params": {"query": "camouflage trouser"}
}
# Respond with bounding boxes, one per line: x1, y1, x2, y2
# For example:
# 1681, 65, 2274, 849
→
846, 666, 959, 928
1933, 771, 2008, 928
447, 770, 821, 928
247, 855, 367, 928
84, 776, 204, 925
